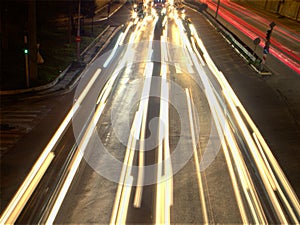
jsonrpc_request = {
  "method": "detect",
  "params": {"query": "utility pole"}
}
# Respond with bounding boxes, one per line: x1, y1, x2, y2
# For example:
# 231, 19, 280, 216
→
24, 35, 30, 87
76, 0, 81, 62
28, 0, 37, 82
215, 0, 220, 19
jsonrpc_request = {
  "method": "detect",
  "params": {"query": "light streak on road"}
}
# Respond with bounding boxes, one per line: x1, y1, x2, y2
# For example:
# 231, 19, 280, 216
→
110, 125, 136, 225
133, 62, 154, 208
111, 63, 154, 221
186, 89, 209, 224
9, 10, 300, 224
156, 27, 174, 224
119, 22, 134, 46
45, 66, 117, 224
134, 22, 157, 208
156, 72, 172, 225
110, 112, 138, 225
0, 152, 54, 224
46, 102, 106, 225
223, 88, 289, 223
0, 68, 102, 225
180, 16, 292, 223
221, 0, 300, 43
104, 33, 124, 68
112, 21, 156, 219
203, 37, 299, 221
176, 15, 250, 223
188, 18, 300, 223
133, 63, 153, 208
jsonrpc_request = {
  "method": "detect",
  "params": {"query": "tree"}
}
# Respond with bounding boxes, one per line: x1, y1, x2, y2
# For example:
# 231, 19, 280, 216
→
81, 0, 96, 35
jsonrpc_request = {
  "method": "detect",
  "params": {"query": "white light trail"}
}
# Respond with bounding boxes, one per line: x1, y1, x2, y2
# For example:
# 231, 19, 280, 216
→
176, 17, 267, 223
46, 103, 106, 225
0, 68, 102, 224
156, 32, 172, 224
111, 20, 157, 220
186, 89, 209, 224
104, 33, 124, 68
134, 24, 156, 208
188, 19, 299, 223
119, 22, 134, 46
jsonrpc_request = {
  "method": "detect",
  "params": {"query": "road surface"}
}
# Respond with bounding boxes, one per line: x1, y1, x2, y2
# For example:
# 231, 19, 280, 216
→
1, 4, 299, 225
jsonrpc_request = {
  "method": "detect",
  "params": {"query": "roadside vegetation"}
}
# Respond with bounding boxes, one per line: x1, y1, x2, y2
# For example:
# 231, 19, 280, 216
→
1, 0, 110, 90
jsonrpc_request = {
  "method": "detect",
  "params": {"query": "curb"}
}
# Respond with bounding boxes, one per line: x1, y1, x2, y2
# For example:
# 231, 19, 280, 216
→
0, 26, 110, 96
96, 3, 125, 22
0, 65, 71, 96
67, 25, 124, 91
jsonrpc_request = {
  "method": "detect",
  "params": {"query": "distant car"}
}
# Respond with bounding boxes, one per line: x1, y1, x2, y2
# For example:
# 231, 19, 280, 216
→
154, 0, 166, 12
133, 2, 145, 19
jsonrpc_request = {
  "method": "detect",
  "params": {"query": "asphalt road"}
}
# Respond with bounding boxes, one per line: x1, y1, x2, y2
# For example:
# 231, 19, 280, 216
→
52, 7, 299, 224
1, 3, 299, 225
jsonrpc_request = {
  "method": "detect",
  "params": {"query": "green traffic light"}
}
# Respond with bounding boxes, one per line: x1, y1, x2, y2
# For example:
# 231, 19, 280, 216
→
24, 49, 28, 54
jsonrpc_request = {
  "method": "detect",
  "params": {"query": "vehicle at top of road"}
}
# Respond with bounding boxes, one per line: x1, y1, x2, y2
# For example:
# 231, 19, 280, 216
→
154, 0, 166, 11
132, 2, 146, 19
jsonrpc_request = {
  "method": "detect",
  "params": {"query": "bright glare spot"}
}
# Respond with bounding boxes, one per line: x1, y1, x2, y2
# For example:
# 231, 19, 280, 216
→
132, 11, 137, 19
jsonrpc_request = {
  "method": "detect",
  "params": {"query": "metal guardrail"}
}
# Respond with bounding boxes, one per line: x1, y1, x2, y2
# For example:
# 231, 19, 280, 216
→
183, 1, 268, 75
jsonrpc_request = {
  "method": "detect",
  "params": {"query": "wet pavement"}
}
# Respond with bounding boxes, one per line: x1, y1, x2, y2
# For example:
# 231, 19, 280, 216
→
1, 1, 299, 221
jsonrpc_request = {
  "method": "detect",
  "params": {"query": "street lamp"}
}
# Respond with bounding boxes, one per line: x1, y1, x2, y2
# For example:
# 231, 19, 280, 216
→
261, 21, 276, 71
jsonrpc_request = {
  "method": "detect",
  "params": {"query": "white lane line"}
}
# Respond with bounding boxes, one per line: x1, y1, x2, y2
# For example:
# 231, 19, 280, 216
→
186, 89, 209, 225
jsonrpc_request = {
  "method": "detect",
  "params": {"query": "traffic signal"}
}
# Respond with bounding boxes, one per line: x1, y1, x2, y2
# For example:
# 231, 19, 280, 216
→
266, 29, 271, 40
24, 49, 28, 54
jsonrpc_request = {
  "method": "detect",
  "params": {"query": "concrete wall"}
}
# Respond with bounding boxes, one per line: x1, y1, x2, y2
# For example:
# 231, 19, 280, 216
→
279, 0, 300, 20
235, 0, 300, 21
